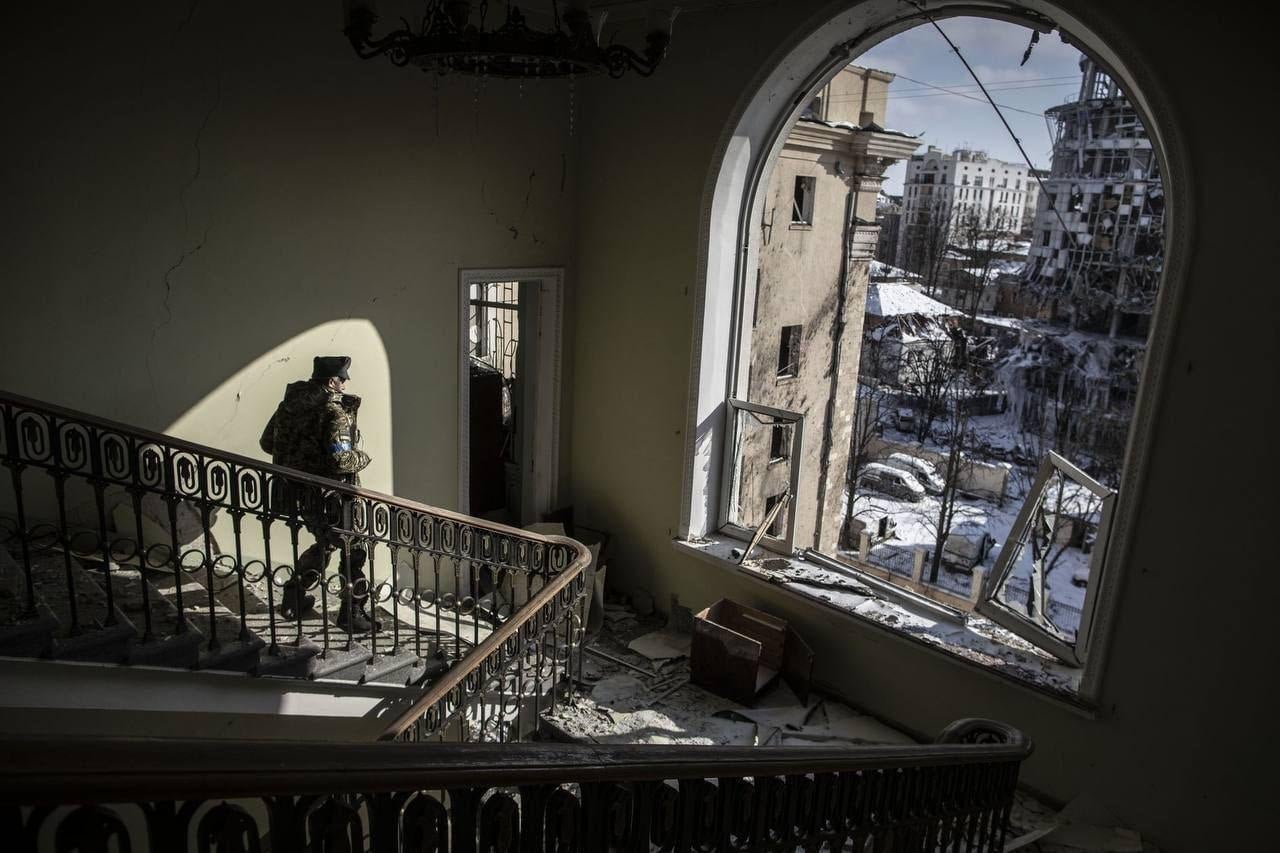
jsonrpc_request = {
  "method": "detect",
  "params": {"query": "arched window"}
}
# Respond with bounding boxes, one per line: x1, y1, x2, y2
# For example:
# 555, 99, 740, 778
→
679, 1, 1183, 703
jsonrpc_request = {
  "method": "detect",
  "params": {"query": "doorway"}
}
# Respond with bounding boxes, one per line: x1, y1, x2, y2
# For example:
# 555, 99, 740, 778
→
458, 268, 563, 525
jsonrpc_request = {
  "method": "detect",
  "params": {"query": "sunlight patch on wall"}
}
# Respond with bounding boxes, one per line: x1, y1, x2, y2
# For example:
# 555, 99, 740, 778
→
165, 319, 394, 497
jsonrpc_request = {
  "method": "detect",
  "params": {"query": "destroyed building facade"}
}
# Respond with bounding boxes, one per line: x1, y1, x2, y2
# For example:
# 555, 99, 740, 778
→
1012, 55, 1165, 478
1024, 55, 1164, 338
733, 65, 919, 554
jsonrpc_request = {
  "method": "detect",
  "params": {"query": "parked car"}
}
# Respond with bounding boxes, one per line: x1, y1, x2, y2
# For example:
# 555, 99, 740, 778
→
894, 408, 916, 432
942, 524, 994, 570
859, 463, 926, 502
885, 452, 945, 495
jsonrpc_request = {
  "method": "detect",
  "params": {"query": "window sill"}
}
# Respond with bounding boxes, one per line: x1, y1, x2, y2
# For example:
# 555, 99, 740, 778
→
789, 223, 814, 230
672, 534, 1098, 719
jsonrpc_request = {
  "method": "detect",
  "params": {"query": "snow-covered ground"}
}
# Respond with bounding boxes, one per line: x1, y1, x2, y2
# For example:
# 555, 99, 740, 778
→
849, 431, 1095, 639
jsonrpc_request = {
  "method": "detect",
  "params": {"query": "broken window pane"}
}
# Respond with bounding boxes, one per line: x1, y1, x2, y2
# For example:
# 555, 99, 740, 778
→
978, 452, 1115, 666
770, 423, 792, 461
724, 399, 802, 553
792, 176, 815, 224
777, 325, 801, 377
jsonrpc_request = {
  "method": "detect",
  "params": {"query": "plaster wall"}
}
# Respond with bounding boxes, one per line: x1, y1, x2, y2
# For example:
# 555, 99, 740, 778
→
569, 2, 1274, 849
744, 144, 854, 551
0, 1, 579, 514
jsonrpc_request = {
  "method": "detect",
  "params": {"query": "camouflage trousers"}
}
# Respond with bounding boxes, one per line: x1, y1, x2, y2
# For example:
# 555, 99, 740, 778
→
273, 480, 369, 605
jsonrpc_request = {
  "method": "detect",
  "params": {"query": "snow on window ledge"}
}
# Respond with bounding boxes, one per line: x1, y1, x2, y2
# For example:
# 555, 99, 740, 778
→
673, 534, 1094, 712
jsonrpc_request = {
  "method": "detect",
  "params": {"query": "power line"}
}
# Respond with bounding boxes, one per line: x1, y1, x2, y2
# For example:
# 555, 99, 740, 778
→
880, 72, 1060, 117
831, 81, 1078, 103
877, 72, 1080, 91
905, 5, 1080, 248
887, 74, 1079, 94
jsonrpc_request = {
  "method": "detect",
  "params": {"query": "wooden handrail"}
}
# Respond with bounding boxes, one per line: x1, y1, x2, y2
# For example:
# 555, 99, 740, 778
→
378, 546, 588, 740
0, 721, 1030, 803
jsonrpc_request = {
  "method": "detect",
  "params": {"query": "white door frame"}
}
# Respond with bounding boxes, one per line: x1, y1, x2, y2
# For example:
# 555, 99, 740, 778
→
458, 267, 564, 522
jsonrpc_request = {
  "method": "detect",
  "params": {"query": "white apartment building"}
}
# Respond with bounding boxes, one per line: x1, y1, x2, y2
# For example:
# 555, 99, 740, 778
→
895, 147, 1030, 269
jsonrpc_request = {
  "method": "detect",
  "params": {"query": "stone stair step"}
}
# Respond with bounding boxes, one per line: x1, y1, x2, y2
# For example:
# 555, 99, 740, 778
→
309, 641, 374, 682
362, 647, 430, 686
24, 551, 136, 663
0, 549, 57, 658
254, 636, 324, 679
106, 569, 205, 669
138, 568, 264, 673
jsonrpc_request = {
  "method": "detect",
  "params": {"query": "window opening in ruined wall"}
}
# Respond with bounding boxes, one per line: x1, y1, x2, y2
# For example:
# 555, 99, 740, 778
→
719, 16, 1168, 679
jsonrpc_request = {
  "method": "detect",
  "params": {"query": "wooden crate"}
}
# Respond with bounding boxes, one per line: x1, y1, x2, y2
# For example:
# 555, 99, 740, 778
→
690, 599, 813, 706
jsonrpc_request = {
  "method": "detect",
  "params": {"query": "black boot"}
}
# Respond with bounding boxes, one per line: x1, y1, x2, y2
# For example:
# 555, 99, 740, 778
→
336, 599, 381, 633
277, 582, 315, 620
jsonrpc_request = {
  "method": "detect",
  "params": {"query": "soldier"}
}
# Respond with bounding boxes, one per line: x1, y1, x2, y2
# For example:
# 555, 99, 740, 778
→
259, 356, 379, 632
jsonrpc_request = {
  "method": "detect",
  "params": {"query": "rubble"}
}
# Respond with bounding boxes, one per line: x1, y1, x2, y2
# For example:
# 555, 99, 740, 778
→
547, 598, 913, 750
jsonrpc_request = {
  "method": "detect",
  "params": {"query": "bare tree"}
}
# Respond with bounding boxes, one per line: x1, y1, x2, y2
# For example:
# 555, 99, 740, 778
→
896, 325, 963, 444
922, 338, 994, 584
949, 208, 1018, 324
900, 197, 956, 297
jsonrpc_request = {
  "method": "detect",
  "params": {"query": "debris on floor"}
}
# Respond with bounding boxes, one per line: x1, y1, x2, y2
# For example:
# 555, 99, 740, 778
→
545, 596, 910, 749
1006, 791, 1159, 852
626, 627, 691, 661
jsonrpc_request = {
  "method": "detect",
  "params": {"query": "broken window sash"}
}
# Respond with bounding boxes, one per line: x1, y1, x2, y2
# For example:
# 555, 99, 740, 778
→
777, 325, 802, 377
976, 451, 1116, 667
721, 398, 804, 556
792, 176, 815, 224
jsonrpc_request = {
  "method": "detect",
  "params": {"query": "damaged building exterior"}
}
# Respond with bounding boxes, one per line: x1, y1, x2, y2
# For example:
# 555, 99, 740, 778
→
0, 2, 1271, 850
734, 65, 919, 554
1012, 55, 1166, 476
1025, 55, 1164, 338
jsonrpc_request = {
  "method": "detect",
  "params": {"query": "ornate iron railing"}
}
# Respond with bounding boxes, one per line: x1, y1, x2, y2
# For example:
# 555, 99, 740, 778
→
0, 390, 591, 735
1, 720, 1031, 851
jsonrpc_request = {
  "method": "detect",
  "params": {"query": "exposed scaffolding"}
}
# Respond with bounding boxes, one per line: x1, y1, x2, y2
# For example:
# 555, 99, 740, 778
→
1023, 57, 1164, 337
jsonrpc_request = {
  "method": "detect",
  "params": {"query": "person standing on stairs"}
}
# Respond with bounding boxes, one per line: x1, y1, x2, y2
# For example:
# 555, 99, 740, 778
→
258, 356, 379, 633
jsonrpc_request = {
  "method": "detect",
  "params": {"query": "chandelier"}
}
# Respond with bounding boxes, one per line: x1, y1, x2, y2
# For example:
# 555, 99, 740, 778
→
343, 1, 673, 79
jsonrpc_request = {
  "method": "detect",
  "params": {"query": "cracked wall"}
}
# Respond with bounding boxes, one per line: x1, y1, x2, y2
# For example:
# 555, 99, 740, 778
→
0, 0, 580, 512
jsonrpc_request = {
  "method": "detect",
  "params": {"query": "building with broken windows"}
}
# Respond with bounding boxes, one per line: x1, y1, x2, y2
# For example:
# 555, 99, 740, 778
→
1009, 55, 1165, 479
1024, 56, 1163, 338
0, 3, 1270, 850
734, 65, 920, 554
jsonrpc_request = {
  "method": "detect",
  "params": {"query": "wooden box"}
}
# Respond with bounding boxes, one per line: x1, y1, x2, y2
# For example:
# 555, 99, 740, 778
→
690, 599, 814, 706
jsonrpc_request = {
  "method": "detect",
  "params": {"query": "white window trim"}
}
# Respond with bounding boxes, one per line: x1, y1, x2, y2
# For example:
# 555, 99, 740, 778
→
719, 398, 804, 556
676, 0, 1192, 707
457, 267, 564, 522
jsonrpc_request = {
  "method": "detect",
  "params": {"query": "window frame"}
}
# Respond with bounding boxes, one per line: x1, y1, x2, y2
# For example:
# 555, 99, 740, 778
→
792, 175, 816, 224
719, 398, 804, 556
677, 0, 1191, 708
976, 451, 1117, 667
776, 324, 802, 378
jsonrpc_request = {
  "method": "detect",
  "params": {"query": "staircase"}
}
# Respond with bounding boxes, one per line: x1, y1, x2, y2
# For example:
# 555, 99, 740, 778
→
0, 390, 591, 721
0, 392, 1035, 850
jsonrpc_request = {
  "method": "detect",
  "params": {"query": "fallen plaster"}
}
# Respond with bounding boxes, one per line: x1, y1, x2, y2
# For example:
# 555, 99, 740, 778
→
677, 536, 1084, 697
547, 599, 916, 749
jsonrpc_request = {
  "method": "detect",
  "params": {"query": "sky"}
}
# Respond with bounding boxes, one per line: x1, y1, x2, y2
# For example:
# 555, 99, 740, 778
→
855, 17, 1086, 195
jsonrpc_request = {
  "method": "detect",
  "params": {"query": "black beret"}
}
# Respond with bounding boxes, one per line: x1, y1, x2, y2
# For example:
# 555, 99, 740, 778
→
312, 356, 352, 381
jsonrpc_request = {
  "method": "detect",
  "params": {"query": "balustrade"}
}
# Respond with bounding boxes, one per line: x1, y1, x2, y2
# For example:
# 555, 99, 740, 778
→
0, 391, 590, 735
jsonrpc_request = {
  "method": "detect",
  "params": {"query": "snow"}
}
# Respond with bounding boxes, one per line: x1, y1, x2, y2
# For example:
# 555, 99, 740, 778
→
799, 116, 917, 138
866, 283, 961, 318
869, 259, 919, 281
960, 259, 1026, 284
677, 537, 1085, 696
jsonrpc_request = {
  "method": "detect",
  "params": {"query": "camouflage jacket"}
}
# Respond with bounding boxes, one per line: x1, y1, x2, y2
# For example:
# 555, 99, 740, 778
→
259, 380, 371, 485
